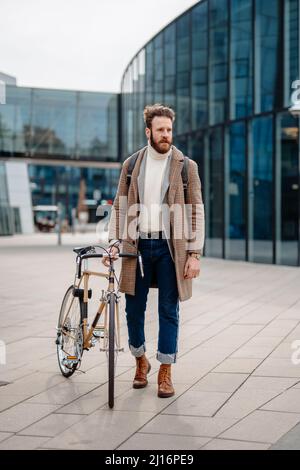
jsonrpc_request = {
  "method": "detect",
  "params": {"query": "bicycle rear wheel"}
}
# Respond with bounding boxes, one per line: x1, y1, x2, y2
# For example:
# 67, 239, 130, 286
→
108, 294, 115, 408
56, 285, 83, 378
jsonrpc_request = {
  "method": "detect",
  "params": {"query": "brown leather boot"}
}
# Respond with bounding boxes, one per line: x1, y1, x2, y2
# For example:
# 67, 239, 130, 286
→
157, 364, 175, 398
133, 355, 151, 389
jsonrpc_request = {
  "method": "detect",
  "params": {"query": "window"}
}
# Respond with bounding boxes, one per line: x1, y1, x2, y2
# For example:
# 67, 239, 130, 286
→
230, 0, 253, 119
248, 115, 273, 263
209, 0, 229, 125
276, 113, 299, 265
254, 0, 280, 113
191, 2, 208, 129
225, 122, 247, 260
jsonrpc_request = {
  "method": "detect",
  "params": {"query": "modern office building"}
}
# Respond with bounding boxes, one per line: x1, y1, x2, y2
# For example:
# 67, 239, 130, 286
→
1, 0, 300, 268
121, 0, 300, 267
0, 83, 120, 231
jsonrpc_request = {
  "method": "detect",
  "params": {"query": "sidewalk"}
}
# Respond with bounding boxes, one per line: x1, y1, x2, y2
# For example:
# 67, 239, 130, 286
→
0, 234, 300, 450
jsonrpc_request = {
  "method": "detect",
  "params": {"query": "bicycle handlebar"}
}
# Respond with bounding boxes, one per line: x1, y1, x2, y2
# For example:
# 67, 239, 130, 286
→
80, 252, 138, 260
74, 245, 143, 279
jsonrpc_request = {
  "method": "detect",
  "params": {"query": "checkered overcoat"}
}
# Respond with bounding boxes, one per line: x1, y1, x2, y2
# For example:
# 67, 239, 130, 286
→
108, 145, 205, 302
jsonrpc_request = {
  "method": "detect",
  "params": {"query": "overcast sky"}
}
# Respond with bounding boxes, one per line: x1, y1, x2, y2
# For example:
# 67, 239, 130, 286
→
1, 0, 199, 93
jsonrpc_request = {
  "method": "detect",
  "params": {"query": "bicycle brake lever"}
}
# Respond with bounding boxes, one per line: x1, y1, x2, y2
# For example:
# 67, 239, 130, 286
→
138, 253, 144, 278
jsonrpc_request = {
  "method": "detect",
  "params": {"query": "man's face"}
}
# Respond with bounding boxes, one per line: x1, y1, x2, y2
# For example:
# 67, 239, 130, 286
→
146, 116, 173, 154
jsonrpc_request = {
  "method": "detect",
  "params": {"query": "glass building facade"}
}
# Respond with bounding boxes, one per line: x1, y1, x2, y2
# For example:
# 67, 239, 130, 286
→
121, 0, 300, 267
0, 85, 120, 226
0, 85, 119, 161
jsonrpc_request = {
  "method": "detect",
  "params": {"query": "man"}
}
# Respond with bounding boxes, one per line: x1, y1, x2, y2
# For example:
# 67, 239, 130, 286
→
103, 104, 205, 398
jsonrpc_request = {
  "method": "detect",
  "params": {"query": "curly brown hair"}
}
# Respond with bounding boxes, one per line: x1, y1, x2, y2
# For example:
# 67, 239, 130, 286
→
143, 103, 175, 129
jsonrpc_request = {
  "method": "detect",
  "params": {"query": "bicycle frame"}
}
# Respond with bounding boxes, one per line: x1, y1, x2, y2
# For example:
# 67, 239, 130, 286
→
61, 256, 122, 355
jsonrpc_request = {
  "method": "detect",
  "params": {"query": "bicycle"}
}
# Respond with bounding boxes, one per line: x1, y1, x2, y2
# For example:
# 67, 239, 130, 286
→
55, 242, 144, 409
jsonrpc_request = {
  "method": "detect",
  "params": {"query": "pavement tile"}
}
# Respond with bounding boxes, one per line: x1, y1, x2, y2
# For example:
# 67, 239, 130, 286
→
241, 376, 298, 391
216, 388, 280, 419
253, 358, 300, 378
201, 438, 271, 450
40, 410, 155, 449
27, 382, 101, 405
162, 390, 231, 417
0, 403, 59, 433
261, 388, 300, 413
117, 433, 210, 450
18, 413, 85, 437
139, 414, 238, 438
220, 410, 300, 443
110, 383, 189, 413
213, 358, 262, 374
0, 435, 51, 450
56, 381, 132, 414
0, 432, 13, 443
191, 373, 248, 393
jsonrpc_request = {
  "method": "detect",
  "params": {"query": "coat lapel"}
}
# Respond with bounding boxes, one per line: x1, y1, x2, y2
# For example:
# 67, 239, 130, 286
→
137, 146, 147, 204
167, 145, 185, 205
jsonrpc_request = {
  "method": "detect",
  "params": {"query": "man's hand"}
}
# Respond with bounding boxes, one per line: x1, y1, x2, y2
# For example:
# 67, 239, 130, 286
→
102, 245, 119, 268
184, 256, 200, 279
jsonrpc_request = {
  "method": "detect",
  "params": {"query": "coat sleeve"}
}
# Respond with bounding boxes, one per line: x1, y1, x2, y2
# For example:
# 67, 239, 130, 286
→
108, 157, 131, 242
185, 159, 205, 255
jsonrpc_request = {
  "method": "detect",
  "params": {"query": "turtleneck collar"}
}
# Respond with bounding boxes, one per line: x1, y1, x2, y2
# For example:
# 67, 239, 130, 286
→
147, 142, 172, 160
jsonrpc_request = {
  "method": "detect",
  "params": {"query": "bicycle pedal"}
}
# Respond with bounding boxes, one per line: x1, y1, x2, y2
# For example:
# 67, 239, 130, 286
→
66, 355, 77, 360
93, 328, 105, 339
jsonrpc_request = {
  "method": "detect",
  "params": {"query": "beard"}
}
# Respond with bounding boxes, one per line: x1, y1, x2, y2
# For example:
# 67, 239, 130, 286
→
150, 130, 172, 154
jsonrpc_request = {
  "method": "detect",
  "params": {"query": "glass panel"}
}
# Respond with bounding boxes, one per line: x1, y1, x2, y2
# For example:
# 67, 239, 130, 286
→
154, 33, 164, 103
225, 122, 247, 260
209, 0, 229, 125
255, 0, 280, 113
29, 164, 120, 224
176, 12, 191, 134
145, 43, 154, 105
284, 0, 299, 106
137, 49, 146, 148
207, 126, 223, 257
0, 85, 31, 155
164, 23, 176, 111
77, 92, 118, 161
31, 89, 76, 157
173, 134, 188, 155
191, 2, 208, 130
249, 115, 273, 263
276, 113, 299, 266
230, 0, 253, 119
189, 132, 205, 204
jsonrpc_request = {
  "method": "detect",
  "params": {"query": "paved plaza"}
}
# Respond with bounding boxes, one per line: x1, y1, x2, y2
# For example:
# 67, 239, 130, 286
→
0, 233, 300, 450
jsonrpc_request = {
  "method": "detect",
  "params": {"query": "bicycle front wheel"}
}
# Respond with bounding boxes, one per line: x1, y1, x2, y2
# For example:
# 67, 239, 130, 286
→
56, 285, 83, 378
108, 294, 115, 408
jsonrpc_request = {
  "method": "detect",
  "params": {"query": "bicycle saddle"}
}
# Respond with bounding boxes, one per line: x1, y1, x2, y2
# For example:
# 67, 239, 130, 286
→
73, 246, 94, 255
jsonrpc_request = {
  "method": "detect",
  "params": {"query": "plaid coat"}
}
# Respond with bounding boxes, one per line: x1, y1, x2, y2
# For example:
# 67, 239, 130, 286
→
108, 145, 205, 302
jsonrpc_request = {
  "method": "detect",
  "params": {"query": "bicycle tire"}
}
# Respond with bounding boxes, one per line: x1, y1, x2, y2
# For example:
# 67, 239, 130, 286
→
108, 294, 115, 408
56, 285, 84, 378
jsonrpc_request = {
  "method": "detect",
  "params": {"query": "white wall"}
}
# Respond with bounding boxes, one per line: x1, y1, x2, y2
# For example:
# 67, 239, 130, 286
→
5, 161, 34, 234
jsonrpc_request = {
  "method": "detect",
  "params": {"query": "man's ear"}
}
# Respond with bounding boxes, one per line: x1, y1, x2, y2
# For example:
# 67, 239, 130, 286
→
145, 127, 150, 140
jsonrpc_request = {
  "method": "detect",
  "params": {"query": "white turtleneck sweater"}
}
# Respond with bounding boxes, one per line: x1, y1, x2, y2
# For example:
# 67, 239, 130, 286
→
138, 142, 172, 232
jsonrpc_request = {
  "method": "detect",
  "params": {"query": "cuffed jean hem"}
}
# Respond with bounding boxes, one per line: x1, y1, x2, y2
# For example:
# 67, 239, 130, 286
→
129, 342, 146, 358
156, 351, 177, 364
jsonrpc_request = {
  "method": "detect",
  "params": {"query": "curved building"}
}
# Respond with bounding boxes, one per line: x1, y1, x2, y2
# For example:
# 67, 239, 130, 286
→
121, 0, 300, 267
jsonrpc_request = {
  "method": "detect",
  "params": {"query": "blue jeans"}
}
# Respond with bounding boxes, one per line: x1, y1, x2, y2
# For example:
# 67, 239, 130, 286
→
125, 238, 180, 364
